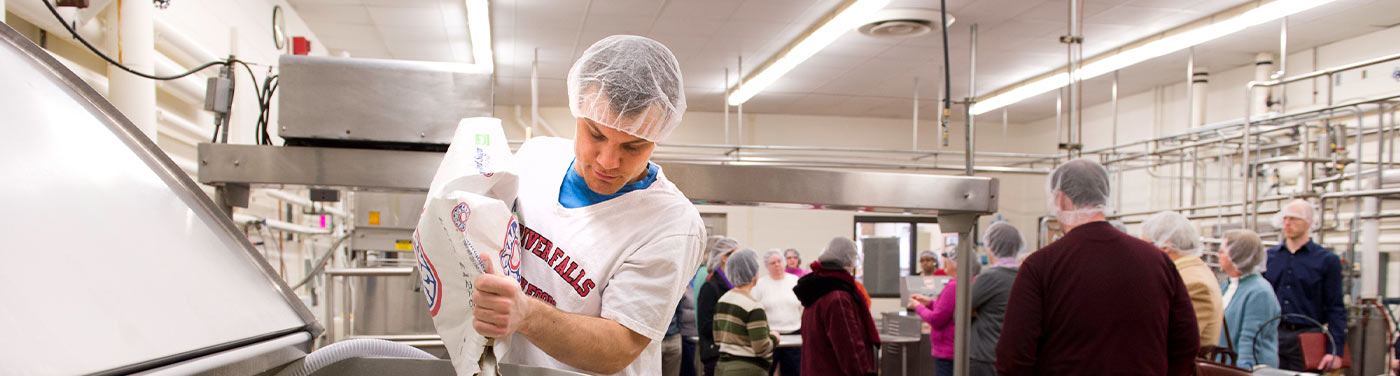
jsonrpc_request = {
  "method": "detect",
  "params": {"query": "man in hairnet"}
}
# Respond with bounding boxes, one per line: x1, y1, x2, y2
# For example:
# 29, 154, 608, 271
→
1142, 211, 1222, 349
1264, 199, 1346, 371
793, 237, 880, 376
714, 248, 779, 376
470, 35, 704, 375
996, 159, 1198, 375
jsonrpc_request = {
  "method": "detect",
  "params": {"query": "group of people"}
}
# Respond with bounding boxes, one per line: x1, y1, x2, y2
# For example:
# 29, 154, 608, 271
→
458, 34, 1350, 376
682, 235, 883, 376
907, 160, 1346, 376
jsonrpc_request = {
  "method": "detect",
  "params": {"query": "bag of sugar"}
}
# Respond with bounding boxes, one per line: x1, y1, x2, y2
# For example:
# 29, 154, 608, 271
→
413, 117, 520, 376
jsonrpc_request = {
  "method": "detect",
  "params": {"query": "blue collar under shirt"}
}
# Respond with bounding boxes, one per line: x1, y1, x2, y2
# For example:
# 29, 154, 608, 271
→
558, 159, 659, 208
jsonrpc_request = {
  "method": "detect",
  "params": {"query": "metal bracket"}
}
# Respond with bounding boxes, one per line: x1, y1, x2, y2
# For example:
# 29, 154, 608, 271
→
1058, 35, 1083, 44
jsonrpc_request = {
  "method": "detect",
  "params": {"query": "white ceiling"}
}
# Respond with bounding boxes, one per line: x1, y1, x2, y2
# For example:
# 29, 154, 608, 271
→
287, 0, 1400, 123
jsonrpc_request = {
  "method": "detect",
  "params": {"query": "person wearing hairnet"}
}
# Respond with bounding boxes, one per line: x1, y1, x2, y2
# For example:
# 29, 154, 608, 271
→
1217, 229, 1280, 370
1142, 211, 1223, 348
752, 249, 803, 376
965, 222, 1023, 376
1263, 199, 1346, 371
783, 249, 807, 277
698, 236, 740, 376
471, 35, 704, 375
909, 248, 960, 376
714, 249, 780, 376
996, 159, 1198, 375
793, 237, 880, 375
918, 250, 944, 276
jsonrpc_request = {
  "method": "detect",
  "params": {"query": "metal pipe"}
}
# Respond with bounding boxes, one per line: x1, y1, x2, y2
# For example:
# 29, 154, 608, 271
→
966, 23, 977, 177
913, 77, 919, 150
231, 213, 332, 235
530, 48, 538, 138
724, 67, 729, 145
659, 142, 1058, 159
737, 55, 744, 153
1277, 17, 1288, 80
1077, 92, 1400, 157
264, 189, 348, 217
153, 18, 218, 67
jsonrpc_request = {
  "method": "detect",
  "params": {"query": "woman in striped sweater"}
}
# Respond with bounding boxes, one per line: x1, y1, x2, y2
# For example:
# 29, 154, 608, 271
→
714, 248, 779, 376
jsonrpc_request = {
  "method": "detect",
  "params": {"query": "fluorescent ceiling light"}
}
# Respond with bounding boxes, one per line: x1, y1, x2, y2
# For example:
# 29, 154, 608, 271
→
466, 0, 493, 70
969, 0, 1336, 116
726, 0, 890, 106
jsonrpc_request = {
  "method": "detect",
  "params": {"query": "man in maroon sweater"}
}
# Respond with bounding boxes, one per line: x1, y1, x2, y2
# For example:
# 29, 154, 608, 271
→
996, 159, 1200, 375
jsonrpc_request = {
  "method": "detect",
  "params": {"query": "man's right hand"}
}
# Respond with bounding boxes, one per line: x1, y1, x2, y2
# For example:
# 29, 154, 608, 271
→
472, 254, 533, 338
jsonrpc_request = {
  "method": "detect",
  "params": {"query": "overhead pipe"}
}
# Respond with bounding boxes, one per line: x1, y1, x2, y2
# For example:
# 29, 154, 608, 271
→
152, 18, 218, 68
105, 0, 156, 139
965, 23, 977, 177
152, 53, 206, 104
1253, 53, 1275, 117
156, 109, 209, 142
6, 0, 104, 42
232, 213, 332, 235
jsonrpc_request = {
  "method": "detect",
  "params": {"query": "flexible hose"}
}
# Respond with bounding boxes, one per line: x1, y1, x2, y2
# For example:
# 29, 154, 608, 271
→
273, 338, 437, 376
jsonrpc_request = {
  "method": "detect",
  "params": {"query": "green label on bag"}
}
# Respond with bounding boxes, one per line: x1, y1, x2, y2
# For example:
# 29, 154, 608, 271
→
475, 134, 490, 146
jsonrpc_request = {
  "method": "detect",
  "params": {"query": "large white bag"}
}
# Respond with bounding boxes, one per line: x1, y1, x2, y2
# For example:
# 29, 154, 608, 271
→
412, 118, 521, 375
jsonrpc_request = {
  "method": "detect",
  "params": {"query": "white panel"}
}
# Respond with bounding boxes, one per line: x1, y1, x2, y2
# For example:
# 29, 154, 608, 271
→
0, 31, 306, 375
366, 6, 442, 27
290, 3, 372, 25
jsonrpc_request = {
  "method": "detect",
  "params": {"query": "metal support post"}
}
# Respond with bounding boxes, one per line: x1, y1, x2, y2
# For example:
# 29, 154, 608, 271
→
939, 213, 978, 376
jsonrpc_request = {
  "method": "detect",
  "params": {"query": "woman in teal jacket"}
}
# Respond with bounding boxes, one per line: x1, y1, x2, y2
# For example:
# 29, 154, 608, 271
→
1216, 229, 1280, 369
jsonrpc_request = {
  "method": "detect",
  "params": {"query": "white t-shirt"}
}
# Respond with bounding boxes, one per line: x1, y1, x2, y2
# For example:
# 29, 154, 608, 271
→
750, 273, 803, 333
501, 137, 705, 375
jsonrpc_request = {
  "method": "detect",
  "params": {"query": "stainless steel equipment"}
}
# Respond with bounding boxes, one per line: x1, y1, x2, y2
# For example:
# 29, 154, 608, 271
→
0, 22, 319, 374
277, 55, 493, 147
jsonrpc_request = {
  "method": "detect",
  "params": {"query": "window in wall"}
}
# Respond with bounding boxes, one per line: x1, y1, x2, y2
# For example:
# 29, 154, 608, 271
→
854, 216, 956, 278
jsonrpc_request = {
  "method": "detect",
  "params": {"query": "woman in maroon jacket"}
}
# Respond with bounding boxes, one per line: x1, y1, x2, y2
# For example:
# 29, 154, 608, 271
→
793, 237, 880, 376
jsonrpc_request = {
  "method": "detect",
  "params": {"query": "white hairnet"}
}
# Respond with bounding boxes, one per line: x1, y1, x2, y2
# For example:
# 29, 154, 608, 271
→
818, 237, 860, 269
705, 236, 738, 269
725, 248, 761, 286
1140, 211, 1202, 257
1047, 159, 1112, 226
567, 35, 686, 142
983, 222, 1024, 259
1223, 229, 1267, 275
1272, 199, 1319, 230
764, 249, 783, 263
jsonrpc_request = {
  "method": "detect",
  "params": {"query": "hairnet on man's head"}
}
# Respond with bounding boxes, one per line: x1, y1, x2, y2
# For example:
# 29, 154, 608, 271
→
705, 236, 738, 268
1272, 199, 1319, 229
983, 222, 1024, 259
1223, 229, 1267, 275
1141, 211, 1202, 256
1046, 159, 1112, 224
818, 237, 860, 269
725, 248, 762, 286
567, 35, 686, 142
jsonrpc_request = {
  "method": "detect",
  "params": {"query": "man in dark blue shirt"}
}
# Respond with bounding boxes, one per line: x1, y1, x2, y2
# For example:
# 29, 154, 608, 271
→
1263, 199, 1346, 371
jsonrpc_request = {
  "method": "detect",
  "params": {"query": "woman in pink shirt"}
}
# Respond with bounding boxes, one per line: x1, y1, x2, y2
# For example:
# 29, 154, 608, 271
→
909, 251, 958, 376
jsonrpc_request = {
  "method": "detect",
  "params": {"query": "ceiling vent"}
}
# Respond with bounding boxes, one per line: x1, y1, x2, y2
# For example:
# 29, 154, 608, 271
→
857, 8, 954, 39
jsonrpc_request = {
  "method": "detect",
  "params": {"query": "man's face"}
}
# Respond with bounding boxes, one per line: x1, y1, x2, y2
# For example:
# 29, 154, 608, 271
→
573, 117, 656, 195
766, 254, 784, 277
785, 253, 800, 269
1282, 216, 1310, 240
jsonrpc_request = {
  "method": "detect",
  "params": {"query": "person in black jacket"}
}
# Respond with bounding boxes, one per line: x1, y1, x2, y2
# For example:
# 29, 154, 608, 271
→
697, 235, 739, 376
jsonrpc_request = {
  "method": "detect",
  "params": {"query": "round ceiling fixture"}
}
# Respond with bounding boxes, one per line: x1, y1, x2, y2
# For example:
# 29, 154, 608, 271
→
857, 8, 954, 39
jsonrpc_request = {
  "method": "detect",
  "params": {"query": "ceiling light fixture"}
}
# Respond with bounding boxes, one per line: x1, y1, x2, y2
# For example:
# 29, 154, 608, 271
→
726, 0, 890, 106
466, 0, 493, 71
969, 0, 1336, 116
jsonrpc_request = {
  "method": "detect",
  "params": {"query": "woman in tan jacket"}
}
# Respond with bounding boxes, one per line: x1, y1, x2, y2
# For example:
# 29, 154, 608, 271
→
1142, 211, 1223, 347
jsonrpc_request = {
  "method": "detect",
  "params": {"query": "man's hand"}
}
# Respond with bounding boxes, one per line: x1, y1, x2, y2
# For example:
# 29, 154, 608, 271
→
1318, 354, 1343, 371
472, 254, 533, 338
